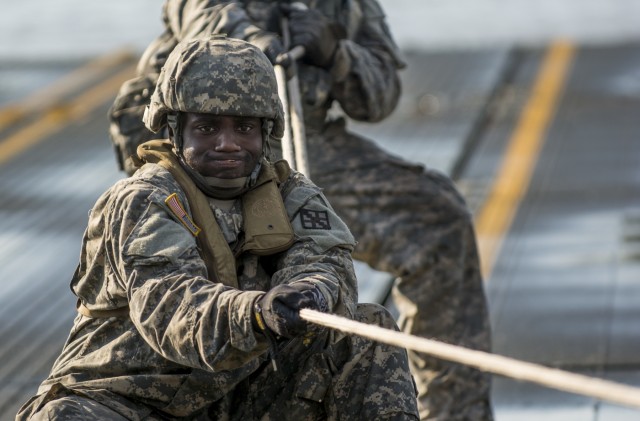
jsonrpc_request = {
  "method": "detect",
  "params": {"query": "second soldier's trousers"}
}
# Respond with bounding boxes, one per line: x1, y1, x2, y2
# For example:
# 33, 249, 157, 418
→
306, 119, 494, 421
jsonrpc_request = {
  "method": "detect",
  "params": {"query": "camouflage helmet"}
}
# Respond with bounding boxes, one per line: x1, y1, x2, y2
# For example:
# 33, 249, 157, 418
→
143, 36, 284, 142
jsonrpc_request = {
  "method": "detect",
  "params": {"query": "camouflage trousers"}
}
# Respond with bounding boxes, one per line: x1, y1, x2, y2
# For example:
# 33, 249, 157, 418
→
305, 119, 494, 421
20, 304, 418, 421
29, 394, 132, 421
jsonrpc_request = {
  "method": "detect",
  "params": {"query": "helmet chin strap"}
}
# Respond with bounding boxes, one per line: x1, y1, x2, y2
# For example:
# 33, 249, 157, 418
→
244, 118, 274, 191
262, 119, 275, 162
167, 112, 183, 154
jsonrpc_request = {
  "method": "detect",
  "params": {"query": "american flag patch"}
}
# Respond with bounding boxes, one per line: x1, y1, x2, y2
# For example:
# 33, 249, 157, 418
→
165, 193, 201, 236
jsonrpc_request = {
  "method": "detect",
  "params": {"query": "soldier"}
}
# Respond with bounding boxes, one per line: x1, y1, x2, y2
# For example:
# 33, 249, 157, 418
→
17, 37, 418, 420
109, 1, 493, 419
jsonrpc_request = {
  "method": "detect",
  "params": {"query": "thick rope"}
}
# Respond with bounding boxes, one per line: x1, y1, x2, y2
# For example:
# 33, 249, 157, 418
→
300, 308, 640, 410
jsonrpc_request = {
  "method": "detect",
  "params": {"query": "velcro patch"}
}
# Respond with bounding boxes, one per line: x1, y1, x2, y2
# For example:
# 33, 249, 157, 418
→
299, 208, 331, 230
165, 193, 201, 236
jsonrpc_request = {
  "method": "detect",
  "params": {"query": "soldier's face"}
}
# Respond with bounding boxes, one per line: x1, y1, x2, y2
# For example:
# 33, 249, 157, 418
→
181, 113, 263, 179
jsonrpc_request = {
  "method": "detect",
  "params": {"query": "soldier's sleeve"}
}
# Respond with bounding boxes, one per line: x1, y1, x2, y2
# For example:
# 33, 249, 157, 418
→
137, 1, 271, 78
162, 0, 264, 43
329, 0, 406, 122
110, 179, 268, 372
272, 174, 358, 319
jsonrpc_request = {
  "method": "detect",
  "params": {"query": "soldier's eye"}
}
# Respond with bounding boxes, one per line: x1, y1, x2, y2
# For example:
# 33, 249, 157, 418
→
197, 125, 216, 133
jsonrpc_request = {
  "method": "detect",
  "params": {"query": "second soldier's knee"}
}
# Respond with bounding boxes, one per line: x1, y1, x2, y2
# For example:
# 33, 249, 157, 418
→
356, 302, 399, 330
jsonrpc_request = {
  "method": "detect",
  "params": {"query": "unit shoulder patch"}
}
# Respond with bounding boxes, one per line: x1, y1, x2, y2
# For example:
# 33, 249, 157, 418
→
299, 208, 331, 230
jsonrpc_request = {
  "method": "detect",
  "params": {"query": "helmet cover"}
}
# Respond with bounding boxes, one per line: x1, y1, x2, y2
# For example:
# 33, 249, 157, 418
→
143, 36, 284, 140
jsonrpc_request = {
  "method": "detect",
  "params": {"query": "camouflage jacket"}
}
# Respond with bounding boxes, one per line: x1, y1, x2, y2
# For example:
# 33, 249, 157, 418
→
34, 159, 357, 418
140, 0, 405, 128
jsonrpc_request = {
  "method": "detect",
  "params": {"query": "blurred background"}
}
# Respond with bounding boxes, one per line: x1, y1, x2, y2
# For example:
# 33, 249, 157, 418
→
2, 0, 640, 59
1, 1, 640, 420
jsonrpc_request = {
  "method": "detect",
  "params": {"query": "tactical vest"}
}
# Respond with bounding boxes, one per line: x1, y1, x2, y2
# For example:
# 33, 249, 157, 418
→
78, 140, 294, 318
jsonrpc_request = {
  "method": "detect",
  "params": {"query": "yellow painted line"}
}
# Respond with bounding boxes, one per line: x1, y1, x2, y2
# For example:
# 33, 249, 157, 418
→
0, 48, 135, 131
475, 41, 576, 280
0, 63, 136, 166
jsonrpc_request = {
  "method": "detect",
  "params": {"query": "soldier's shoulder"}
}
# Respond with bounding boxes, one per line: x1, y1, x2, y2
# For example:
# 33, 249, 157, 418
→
279, 169, 322, 204
107, 163, 182, 206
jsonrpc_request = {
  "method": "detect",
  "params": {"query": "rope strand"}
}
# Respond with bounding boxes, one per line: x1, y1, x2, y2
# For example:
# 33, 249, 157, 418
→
300, 308, 640, 410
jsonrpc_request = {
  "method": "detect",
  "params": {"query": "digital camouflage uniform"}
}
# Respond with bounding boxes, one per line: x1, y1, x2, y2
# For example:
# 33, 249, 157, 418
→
108, 1, 493, 419
17, 157, 417, 421
17, 38, 418, 420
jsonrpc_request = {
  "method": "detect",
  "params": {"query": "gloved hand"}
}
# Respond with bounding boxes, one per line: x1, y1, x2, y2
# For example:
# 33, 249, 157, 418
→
247, 30, 286, 65
280, 4, 340, 69
254, 282, 328, 338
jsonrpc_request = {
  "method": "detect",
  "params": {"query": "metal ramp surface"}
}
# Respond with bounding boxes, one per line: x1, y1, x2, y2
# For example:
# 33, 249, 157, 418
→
1, 42, 640, 421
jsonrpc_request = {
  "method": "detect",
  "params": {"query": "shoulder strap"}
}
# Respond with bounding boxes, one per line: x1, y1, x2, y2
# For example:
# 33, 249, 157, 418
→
137, 140, 239, 288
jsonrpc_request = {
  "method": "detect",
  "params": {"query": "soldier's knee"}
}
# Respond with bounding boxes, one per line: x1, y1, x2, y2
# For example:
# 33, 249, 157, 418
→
379, 412, 420, 421
356, 302, 399, 330
422, 169, 473, 223
33, 396, 127, 421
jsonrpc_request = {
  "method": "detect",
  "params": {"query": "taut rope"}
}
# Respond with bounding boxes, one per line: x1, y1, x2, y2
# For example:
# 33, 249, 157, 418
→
301, 308, 640, 410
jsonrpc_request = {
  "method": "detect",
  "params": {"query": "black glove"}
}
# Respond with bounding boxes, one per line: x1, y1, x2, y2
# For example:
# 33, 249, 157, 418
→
281, 5, 340, 68
247, 30, 286, 65
254, 282, 328, 338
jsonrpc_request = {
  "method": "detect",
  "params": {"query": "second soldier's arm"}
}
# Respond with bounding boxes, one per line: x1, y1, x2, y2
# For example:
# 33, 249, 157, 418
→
162, 0, 284, 62
325, 0, 406, 122
160, 0, 405, 122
